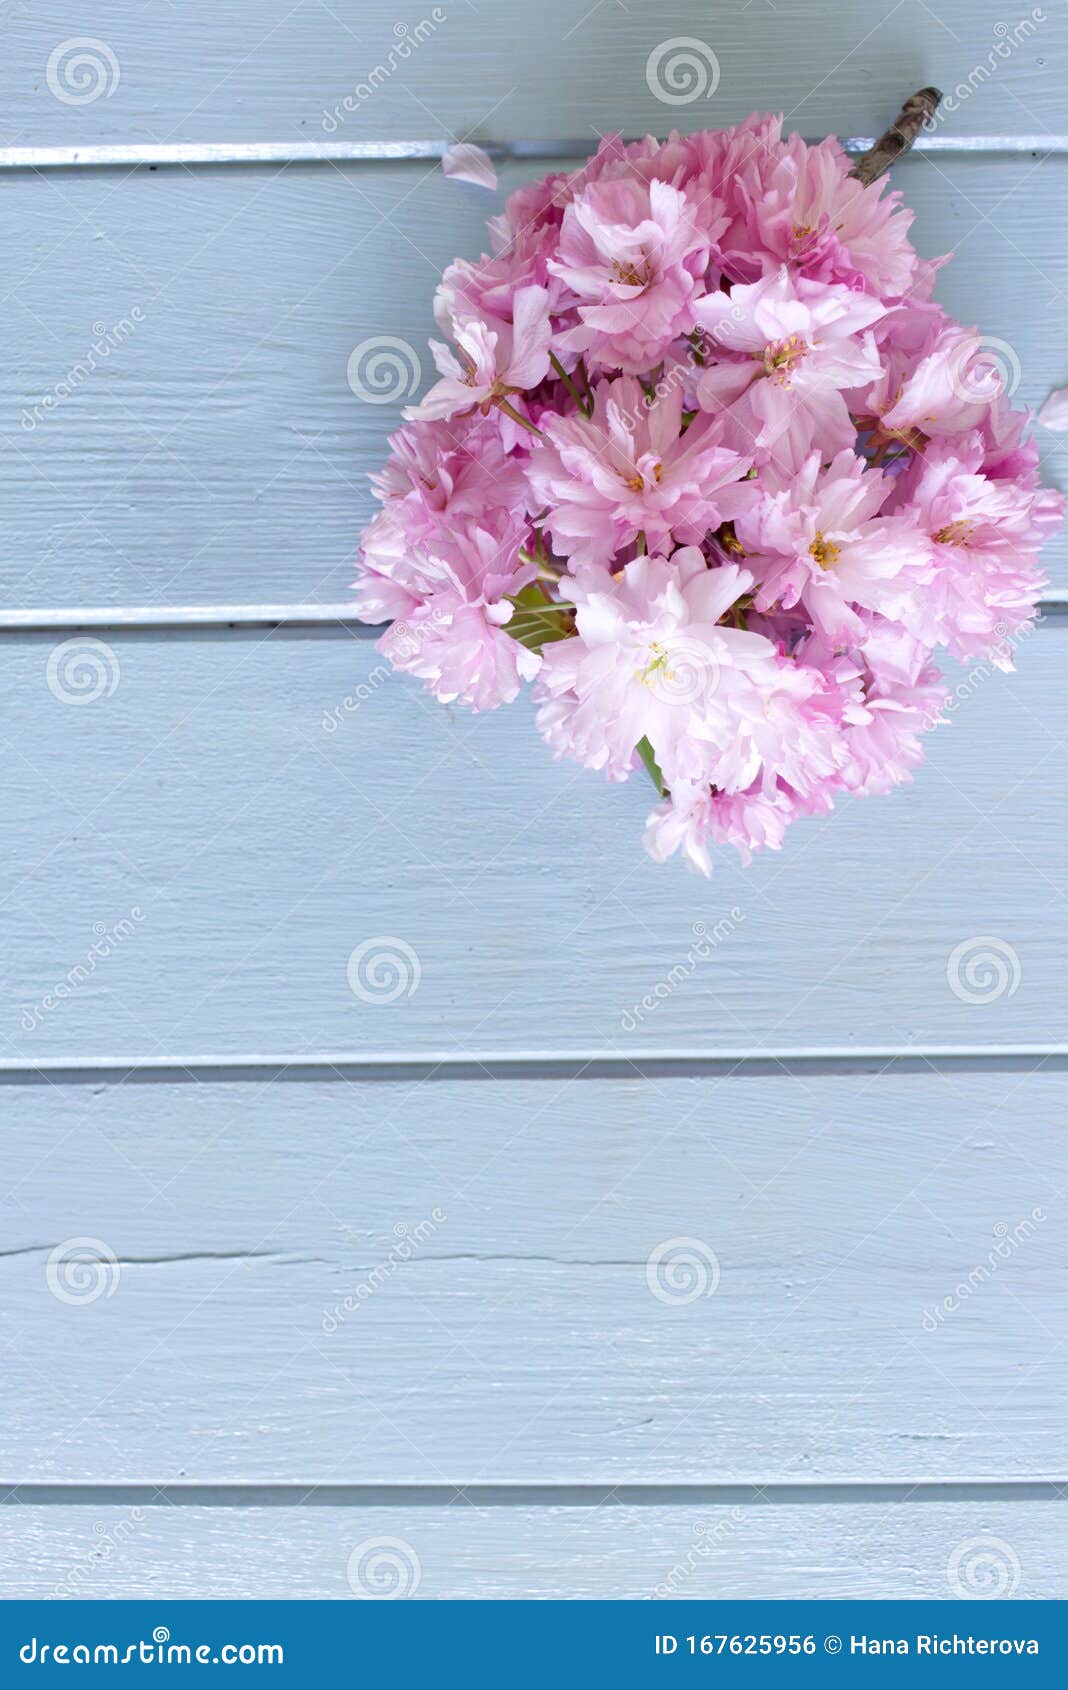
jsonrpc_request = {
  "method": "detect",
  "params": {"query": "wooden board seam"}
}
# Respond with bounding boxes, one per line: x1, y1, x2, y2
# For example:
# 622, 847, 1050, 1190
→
2, 1482, 1064, 1507
1, 137, 1066, 172
2, 1047, 1067, 1084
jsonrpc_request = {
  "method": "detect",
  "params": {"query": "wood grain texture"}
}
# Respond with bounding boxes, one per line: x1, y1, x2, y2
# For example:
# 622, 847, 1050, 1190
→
2, 1500, 1064, 1599
0, 154, 1064, 611
1, 624, 1065, 1061
1, 0, 1063, 147
1, 1074, 1062, 1483
2, 0, 1066, 1599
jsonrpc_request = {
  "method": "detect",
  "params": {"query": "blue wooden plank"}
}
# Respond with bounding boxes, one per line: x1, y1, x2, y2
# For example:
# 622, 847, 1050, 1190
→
0, 624, 1065, 1060
0, 1071, 1063, 1484
1, 0, 1063, 145
0, 154, 1064, 610
2, 1499, 1065, 1599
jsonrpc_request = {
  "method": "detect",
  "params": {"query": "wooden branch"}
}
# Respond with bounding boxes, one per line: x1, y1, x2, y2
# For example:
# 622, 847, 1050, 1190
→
849, 87, 942, 186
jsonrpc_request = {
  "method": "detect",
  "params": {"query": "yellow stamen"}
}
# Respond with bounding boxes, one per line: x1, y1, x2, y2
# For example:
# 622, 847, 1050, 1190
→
762, 334, 809, 387
809, 531, 841, 570
611, 257, 650, 288
934, 519, 974, 546
636, 642, 672, 685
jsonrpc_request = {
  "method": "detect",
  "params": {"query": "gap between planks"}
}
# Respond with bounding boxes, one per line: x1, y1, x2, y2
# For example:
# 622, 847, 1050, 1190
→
0, 137, 1066, 172
1, 1047, 1067, 1085
1, 1482, 1064, 1507
1, 597, 1067, 633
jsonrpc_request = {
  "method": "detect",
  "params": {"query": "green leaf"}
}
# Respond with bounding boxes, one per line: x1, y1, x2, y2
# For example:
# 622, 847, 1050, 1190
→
635, 735, 668, 798
505, 584, 576, 653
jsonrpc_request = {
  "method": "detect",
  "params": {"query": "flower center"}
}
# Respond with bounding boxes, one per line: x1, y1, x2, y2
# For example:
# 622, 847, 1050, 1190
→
762, 334, 809, 387
611, 257, 651, 289
809, 531, 841, 570
636, 641, 672, 685
934, 519, 975, 547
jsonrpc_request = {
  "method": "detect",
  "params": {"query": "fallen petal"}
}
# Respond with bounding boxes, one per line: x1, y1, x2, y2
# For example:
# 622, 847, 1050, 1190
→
441, 141, 498, 190
1038, 386, 1068, 430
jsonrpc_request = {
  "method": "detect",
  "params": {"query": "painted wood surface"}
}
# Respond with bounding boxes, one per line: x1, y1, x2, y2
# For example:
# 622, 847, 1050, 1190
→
2, 0, 1066, 1603
1, 0, 1063, 148
2, 1499, 1064, 1600
1, 1074, 1062, 1483
0, 155, 1065, 612
1, 624, 1065, 1060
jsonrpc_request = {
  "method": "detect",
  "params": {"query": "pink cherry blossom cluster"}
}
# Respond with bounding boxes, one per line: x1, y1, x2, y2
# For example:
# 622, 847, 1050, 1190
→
352, 113, 1063, 874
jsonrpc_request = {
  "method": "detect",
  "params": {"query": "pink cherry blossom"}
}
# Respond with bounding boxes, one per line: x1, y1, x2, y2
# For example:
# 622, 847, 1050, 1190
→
374, 512, 539, 712
719, 128, 922, 299
527, 375, 753, 569
733, 448, 927, 643
349, 114, 1063, 872
549, 176, 713, 373
405, 285, 552, 422
693, 268, 885, 468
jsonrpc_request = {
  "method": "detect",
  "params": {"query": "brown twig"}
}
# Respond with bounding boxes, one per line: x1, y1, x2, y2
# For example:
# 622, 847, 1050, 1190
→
849, 87, 942, 186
